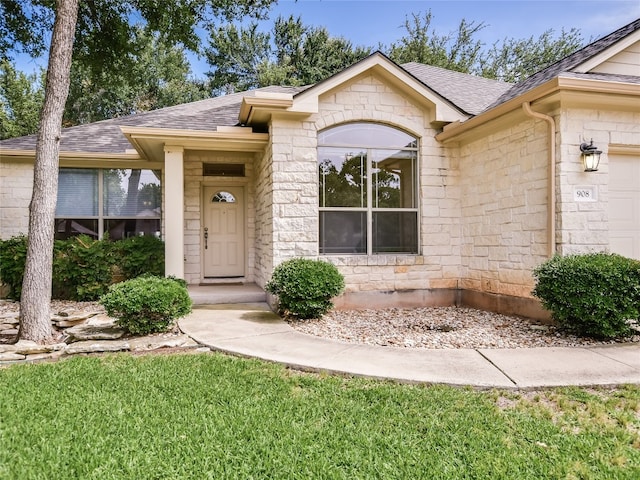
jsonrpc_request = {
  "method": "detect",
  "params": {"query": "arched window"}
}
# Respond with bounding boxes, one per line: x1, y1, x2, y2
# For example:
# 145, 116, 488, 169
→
318, 123, 418, 254
211, 191, 236, 203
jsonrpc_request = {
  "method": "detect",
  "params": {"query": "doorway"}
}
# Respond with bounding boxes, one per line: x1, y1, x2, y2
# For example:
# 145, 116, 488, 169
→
203, 186, 245, 277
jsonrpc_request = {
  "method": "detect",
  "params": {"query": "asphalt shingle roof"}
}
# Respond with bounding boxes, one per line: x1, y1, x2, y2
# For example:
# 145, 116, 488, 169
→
0, 86, 305, 154
400, 62, 513, 115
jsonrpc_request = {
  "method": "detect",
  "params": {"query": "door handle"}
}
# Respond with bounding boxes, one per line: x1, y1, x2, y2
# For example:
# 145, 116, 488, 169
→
204, 227, 208, 249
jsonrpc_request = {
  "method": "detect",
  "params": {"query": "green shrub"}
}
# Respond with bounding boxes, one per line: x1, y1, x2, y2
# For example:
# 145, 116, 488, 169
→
532, 253, 640, 339
53, 235, 115, 301
100, 275, 192, 335
115, 235, 165, 279
0, 234, 166, 301
266, 258, 345, 319
0, 235, 28, 299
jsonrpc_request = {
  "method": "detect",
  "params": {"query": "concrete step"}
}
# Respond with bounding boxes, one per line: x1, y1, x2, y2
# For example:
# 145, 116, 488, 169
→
188, 284, 267, 305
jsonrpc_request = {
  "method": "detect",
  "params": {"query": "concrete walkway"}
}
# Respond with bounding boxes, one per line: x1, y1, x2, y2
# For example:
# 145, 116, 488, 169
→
178, 303, 640, 389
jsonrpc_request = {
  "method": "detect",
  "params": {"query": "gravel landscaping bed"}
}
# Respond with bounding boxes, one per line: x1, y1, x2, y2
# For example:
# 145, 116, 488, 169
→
288, 307, 640, 349
4, 300, 638, 351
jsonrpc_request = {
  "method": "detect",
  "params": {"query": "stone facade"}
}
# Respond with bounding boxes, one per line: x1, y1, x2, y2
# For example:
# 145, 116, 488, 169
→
0, 161, 33, 239
556, 106, 640, 256
254, 74, 462, 296
457, 115, 550, 299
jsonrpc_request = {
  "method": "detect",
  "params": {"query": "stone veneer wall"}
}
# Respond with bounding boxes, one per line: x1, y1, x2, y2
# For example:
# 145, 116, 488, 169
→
0, 161, 33, 239
183, 150, 257, 285
261, 74, 462, 295
457, 114, 551, 299
254, 140, 275, 288
555, 106, 640, 256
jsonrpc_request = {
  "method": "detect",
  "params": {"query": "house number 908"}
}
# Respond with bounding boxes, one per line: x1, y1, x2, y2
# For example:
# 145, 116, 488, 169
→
574, 186, 597, 202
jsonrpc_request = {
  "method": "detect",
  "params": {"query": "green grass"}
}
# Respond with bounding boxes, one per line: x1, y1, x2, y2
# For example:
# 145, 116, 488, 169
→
1, 353, 638, 479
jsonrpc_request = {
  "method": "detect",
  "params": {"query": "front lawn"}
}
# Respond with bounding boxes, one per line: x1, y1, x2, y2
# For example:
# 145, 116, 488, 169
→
1, 353, 638, 479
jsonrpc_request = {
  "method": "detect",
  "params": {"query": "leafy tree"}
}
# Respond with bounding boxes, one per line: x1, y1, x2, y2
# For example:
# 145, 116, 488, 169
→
387, 10, 584, 82
1, 0, 276, 343
0, 30, 209, 134
479, 28, 584, 83
64, 28, 209, 125
387, 11, 486, 73
18, 0, 78, 343
205, 15, 372, 94
205, 22, 271, 94
271, 16, 371, 86
0, 59, 45, 139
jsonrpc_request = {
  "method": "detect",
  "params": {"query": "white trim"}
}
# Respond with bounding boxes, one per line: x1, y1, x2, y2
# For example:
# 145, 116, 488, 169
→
164, 146, 184, 278
574, 30, 640, 73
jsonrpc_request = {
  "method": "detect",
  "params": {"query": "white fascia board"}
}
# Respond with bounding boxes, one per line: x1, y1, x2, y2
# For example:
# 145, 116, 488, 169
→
574, 30, 640, 73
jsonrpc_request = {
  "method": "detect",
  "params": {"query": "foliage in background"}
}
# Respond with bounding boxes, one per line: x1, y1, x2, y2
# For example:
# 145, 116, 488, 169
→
479, 27, 584, 83
387, 11, 486, 74
64, 28, 209, 126
205, 15, 371, 94
0, 6, 587, 139
266, 258, 345, 319
386, 10, 584, 83
533, 253, 640, 339
206, 9, 585, 94
0, 234, 165, 301
100, 275, 192, 335
0, 59, 45, 139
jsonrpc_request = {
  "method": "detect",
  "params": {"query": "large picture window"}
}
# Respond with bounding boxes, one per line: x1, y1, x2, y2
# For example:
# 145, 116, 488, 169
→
55, 168, 161, 240
318, 123, 418, 254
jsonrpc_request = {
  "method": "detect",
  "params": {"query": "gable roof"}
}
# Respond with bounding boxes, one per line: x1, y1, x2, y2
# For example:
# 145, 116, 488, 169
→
488, 17, 640, 109
288, 51, 473, 125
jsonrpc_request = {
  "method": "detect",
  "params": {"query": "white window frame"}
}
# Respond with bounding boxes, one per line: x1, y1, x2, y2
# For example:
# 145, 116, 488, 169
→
318, 123, 419, 255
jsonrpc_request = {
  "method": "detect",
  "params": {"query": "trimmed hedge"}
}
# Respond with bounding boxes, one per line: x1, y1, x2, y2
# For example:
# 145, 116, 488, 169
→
100, 275, 192, 335
266, 258, 345, 319
532, 253, 640, 339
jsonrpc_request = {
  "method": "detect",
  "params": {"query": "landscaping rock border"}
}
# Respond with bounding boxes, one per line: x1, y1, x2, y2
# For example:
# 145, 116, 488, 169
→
0, 300, 203, 364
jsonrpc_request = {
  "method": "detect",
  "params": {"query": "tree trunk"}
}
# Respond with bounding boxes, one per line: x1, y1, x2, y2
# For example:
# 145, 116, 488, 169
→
19, 0, 79, 343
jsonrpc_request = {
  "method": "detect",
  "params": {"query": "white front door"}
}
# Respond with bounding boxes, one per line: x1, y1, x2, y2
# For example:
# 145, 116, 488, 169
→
609, 154, 640, 260
203, 186, 245, 277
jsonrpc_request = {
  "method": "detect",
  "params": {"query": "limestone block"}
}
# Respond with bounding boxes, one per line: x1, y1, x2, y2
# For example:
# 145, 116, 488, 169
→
12, 340, 67, 355
65, 318, 125, 341
0, 352, 26, 361
64, 340, 131, 355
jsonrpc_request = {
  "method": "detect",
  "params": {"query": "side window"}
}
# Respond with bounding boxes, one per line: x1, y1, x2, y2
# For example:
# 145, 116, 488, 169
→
318, 123, 418, 254
55, 168, 161, 240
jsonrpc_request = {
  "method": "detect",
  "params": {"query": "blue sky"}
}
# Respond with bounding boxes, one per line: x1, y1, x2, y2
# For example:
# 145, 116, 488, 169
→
264, 0, 639, 47
187, 0, 640, 75
15, 0, 640, 77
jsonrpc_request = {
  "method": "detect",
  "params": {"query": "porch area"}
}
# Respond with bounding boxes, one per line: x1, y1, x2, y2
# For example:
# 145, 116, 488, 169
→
188, 283, 267, 305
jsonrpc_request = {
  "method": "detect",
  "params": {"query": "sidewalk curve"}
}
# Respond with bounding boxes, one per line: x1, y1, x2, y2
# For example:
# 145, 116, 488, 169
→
178, 303, 640, 389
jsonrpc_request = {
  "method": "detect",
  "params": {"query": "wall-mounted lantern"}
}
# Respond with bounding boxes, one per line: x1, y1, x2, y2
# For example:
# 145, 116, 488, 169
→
580, 139, 602, 172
